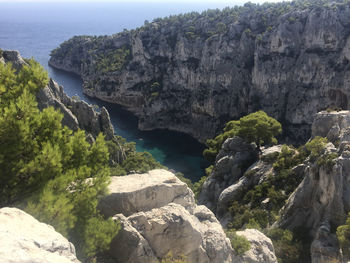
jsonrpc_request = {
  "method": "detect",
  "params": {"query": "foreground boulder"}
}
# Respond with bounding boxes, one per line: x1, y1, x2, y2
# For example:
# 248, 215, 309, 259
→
0, 207, 80, 263
98, 169, 195, 217
100, 169, 277, 263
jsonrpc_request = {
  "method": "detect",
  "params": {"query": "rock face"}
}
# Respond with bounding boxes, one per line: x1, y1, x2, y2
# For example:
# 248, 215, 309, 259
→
1, 50, 115, 141
236, 229, 277, 263
50, 2, 350, 143
275, 111, 350, 262
0, 207, 80, 263
0, 50, 26, 71
311, 110, 350, 143
100, 169, 277, 263
37, 78, 115, 140
198, 137, 258, 213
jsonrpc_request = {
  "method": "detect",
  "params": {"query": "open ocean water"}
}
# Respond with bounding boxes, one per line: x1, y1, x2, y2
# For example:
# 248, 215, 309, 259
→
0, 1, 243, 181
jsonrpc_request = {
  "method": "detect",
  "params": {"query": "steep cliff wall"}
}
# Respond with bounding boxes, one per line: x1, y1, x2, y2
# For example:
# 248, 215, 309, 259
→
50, 0, 350, 143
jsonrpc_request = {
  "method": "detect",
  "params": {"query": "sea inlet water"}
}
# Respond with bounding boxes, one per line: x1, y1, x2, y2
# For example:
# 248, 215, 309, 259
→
0, 2, 243, 181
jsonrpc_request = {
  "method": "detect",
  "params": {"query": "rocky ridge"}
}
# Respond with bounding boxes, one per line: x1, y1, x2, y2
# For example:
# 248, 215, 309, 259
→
1, 50, 115, 142
100, 169, 278, 263
199, 110, 350, 262
50, 0, 350, 143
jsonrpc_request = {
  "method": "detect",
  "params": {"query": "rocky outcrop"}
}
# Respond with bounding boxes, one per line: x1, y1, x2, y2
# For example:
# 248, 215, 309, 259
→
275, 110, 350, 262
100, 169, 277, 263
310, 221, 342, 263
0, 207, 80, 263
50, 1, 350, 143
37, 78, 115, 140
198, 136, 258, 213
0, 50, 26, 71
1, 49, 115, 141
98, 169, 195, 217
311, 110, 350, 143
236, 229, 277, 263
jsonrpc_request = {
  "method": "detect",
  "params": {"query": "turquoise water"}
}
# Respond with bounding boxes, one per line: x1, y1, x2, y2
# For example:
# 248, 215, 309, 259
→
0, 2, 244, 181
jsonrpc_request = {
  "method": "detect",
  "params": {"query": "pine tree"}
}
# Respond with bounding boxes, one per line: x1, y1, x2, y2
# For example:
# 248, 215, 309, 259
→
0, 60, 119, 260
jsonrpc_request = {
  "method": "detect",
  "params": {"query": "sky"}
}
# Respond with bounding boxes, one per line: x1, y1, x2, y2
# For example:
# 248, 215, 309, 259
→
0, 0, 284, 3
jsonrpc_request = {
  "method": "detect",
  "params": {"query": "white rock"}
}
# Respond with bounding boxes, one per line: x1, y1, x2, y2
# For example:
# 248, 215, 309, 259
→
110, 214, 157, 263
0, 207, 80, 263
116, 203, 235, 263
98, 169, 195, 217
236, 229, 278, 263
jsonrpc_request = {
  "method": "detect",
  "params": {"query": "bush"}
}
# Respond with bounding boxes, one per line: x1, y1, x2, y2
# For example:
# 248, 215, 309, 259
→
204, 111, 281, 162
226, 230, 251, 255
261, 151, 280, 163
161, 252, 187, 263
175, 172, 194, 190
266, 228, 302, 263
317, 152, 338, 172
305, 136, 328, 161
192, 175, 208, 199
95, 47, 130, 74
337, 213, 350, 258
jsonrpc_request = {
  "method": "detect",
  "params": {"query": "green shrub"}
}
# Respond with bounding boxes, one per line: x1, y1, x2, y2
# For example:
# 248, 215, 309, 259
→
216, 22, 227, 34
261, 151, 280, 163
160, 252, 187, 263
305, 136, 328, 161
192, 175, 208, 199
175, 172, 194, 191
0, 60, 118, 260
317, 152, 338, 172
337, 212, 350, 258
226, 230, 251, 255
95, 47, 130, 74
266, 228, 302, 263
203, 111, 281, 162
120, 152, 164, 174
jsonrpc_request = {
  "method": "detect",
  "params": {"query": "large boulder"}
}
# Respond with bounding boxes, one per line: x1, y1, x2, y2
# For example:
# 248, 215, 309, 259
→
109, 214, 157, 263
0, 207, 80, 263
98, 169, 195, 217
112, 203, 234, 263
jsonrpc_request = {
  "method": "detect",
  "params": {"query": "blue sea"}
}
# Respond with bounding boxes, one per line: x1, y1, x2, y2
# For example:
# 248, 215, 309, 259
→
0, 1, 243, 181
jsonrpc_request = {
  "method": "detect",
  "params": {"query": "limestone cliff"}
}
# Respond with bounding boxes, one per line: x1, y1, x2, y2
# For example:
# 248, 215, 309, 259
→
50, 0, 350, 143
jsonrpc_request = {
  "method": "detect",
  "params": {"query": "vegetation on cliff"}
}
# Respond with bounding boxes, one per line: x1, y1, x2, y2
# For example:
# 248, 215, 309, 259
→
0, 60, 118, 260
337, 213, 350, 259
204, 111, 282, 162
201, 109, 342, 262
49, 0, 350, 144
